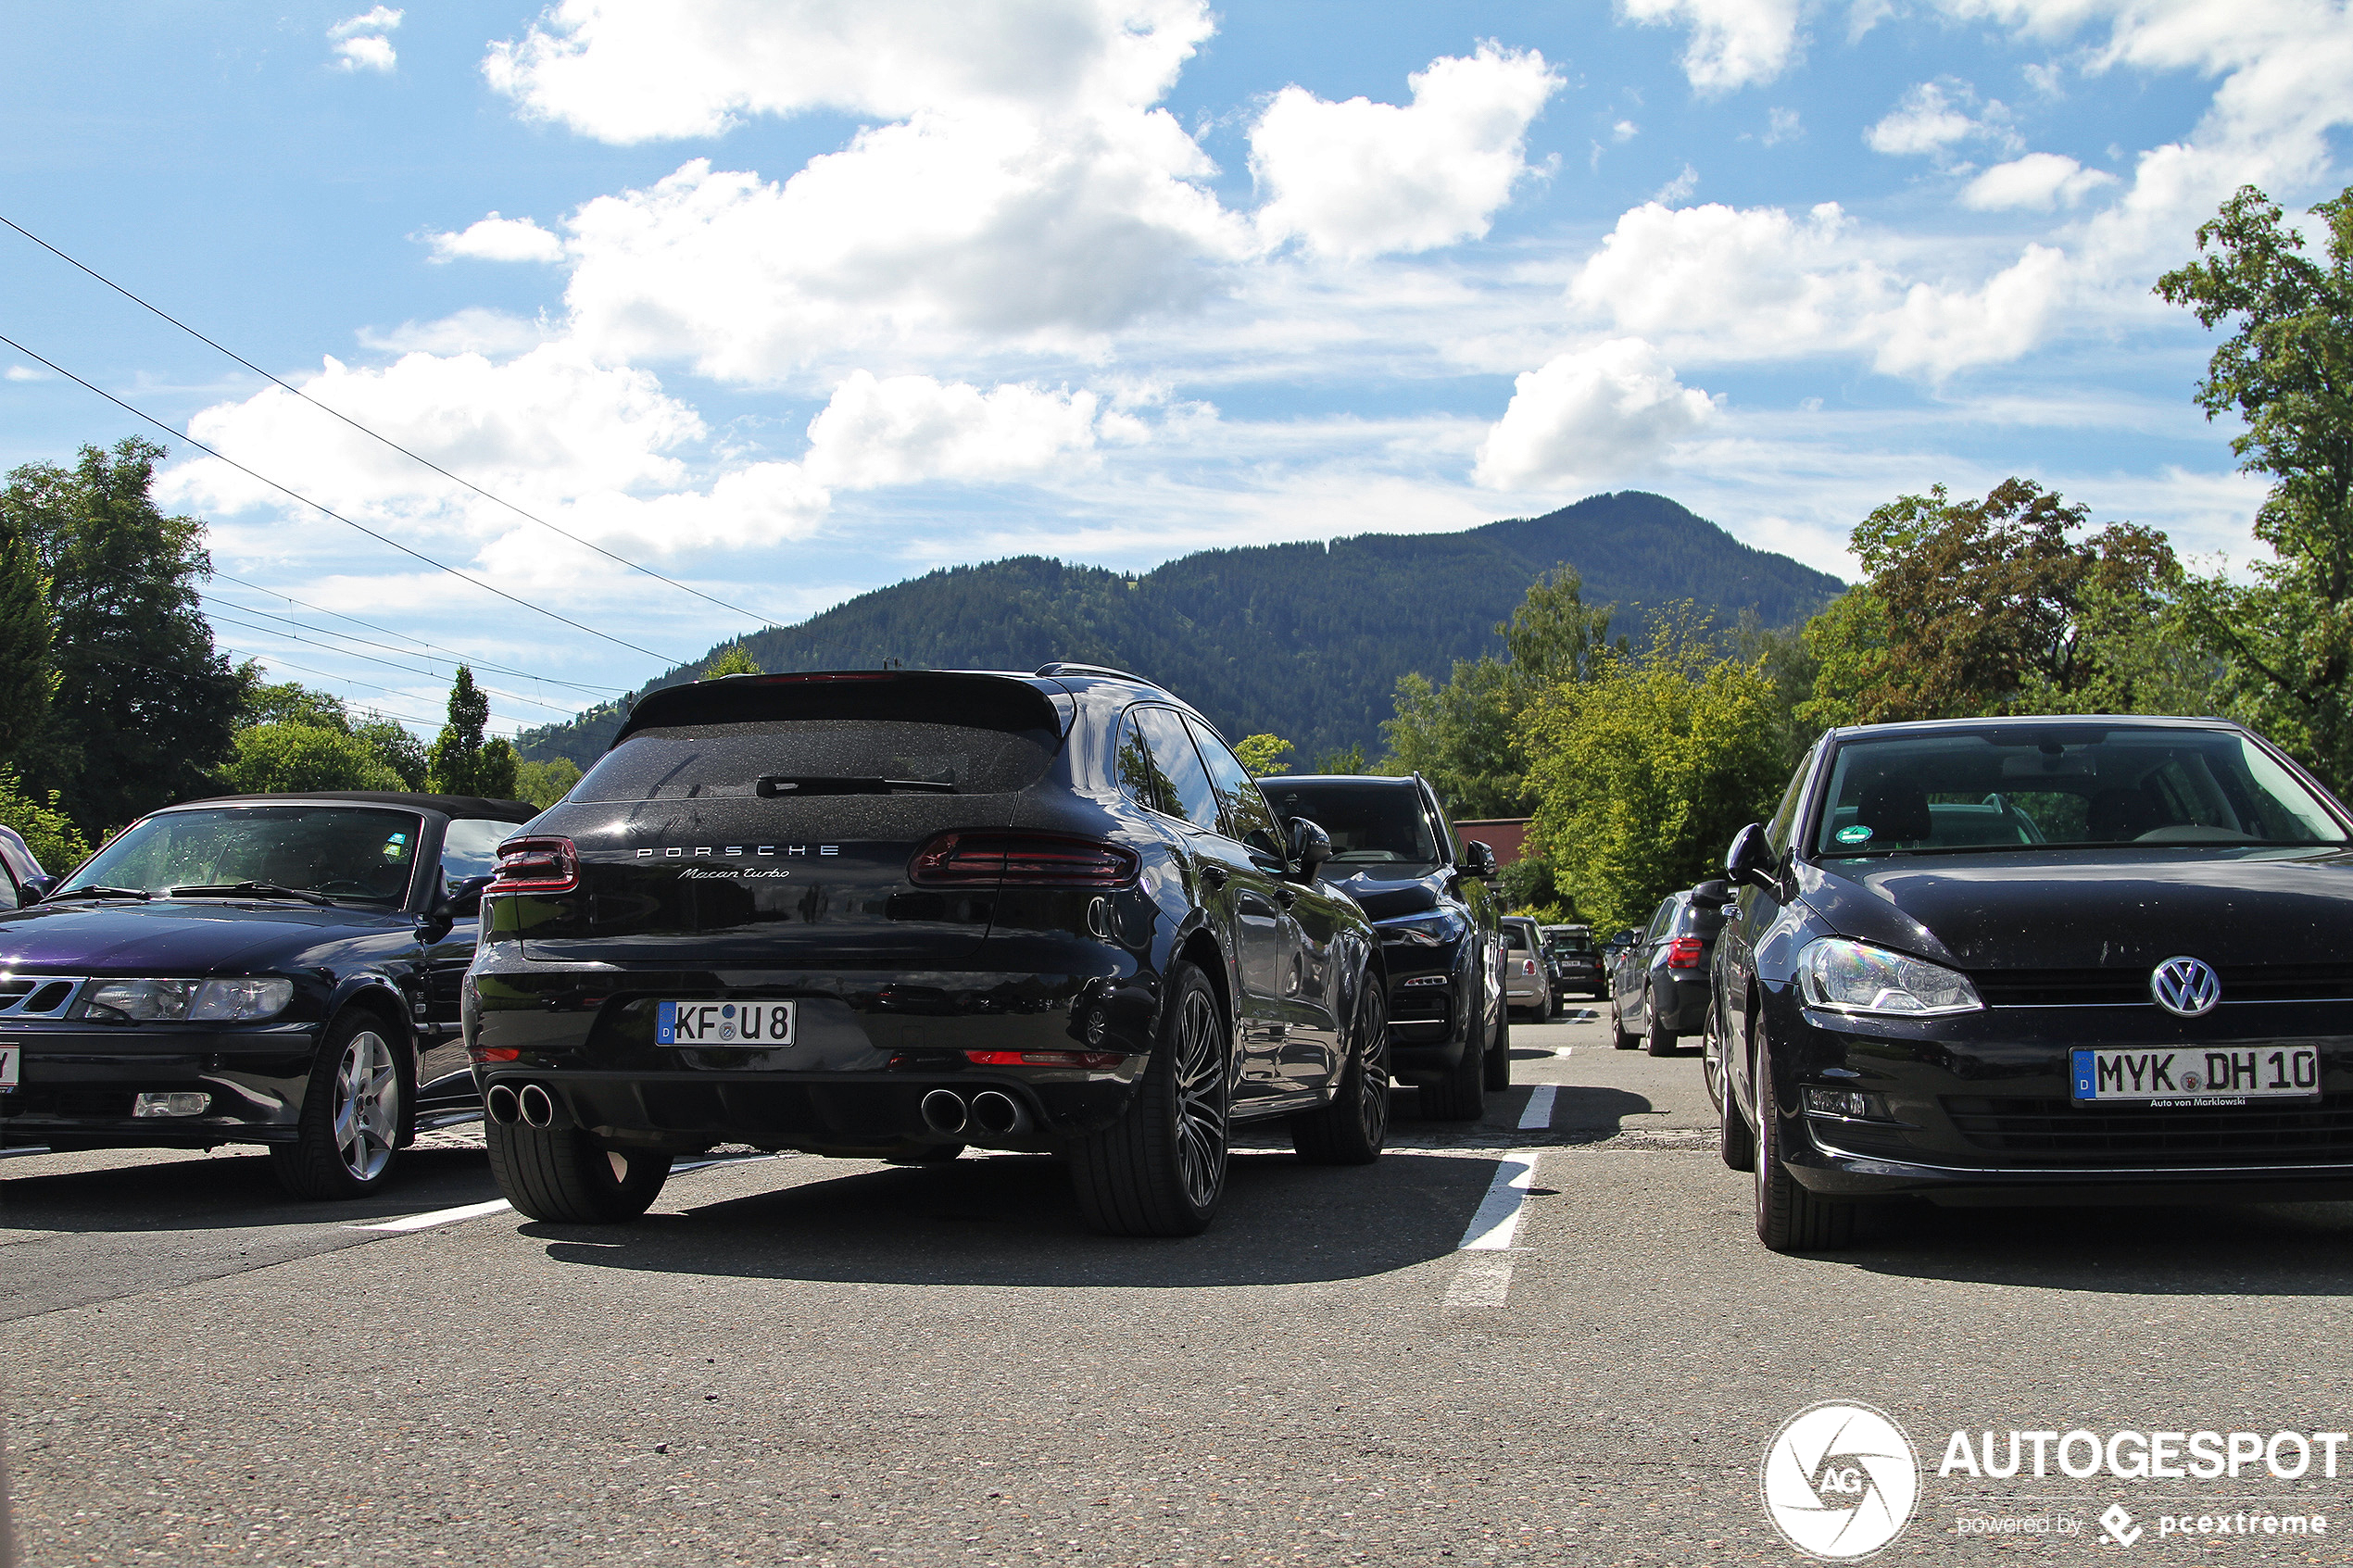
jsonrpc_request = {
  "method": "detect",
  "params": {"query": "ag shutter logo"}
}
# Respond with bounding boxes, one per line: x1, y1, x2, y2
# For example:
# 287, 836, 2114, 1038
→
1762, 1401, 1920, 1560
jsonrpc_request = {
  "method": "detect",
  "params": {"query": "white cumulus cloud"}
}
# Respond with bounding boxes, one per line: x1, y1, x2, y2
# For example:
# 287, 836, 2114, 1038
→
804, 371, 1121, 490
1248, 44, 1563, 259
1474, 339, 1718, 490
1618, 0, 1805, 94
1865, 79, 2020, 160
330, 6, 401, 72
1960, 152, 2119, 209
427, 213, 566, 264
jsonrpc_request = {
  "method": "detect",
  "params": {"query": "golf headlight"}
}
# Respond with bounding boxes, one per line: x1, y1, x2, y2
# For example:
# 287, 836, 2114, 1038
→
1379, 910, 1466, 947
85, 977, 293, 1022
1798, 938, 1981, 1017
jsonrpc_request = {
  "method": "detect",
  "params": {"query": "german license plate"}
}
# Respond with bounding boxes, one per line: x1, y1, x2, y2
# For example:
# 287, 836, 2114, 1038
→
657, 1000, 795, 1047
2071, 1045, 2321, 1104
0, 1044, 17, 1090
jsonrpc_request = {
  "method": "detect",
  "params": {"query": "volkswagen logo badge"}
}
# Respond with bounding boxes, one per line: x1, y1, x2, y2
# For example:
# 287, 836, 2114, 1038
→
2150, 956, 2221, 1017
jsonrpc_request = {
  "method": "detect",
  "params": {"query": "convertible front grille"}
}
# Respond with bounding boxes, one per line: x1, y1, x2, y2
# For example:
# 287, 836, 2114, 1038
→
1970, 964, 2353, 1008
0, 976, 85, 1018
1943, 1093, 2353, 1165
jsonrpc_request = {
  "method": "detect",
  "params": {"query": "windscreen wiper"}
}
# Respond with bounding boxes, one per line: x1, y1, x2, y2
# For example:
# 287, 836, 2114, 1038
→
757, 775, 958, 797
44, 884, 152, 902
167, 881, 337, 906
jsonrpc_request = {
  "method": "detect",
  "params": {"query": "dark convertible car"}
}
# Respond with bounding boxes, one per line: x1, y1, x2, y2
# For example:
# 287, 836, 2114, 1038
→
466, 666, 1389, 1236
1709, 716, 2353, 1250
0, 792, 538, 1197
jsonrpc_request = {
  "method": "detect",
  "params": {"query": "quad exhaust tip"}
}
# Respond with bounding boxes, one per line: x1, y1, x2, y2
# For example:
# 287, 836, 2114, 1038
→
518, 1083, 558, 1129
484, 1084, 521, 1124
920, 1088, 968, 1135
969, 1090, 1032, 1137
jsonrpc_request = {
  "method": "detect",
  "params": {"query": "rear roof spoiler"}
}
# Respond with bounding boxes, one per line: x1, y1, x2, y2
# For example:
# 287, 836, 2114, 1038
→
610, 670, 1063, 748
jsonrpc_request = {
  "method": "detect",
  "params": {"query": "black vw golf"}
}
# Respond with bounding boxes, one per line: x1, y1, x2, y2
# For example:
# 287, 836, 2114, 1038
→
465, 666, 1390, 1236
1711, 716, 2353, 1250
0, 791, 537, 1197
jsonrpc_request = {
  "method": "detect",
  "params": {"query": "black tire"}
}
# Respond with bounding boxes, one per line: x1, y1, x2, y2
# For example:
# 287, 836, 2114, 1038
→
1753, 1027, 1854, 1251
1290, 978, 1390, 1165
487, 1116, 673, 1223
887, 1143, 965, 1165
1643, 990, 1678, 1057
1531, 987, 1552, 1025
1420, 986, 1488, 1122
1609, 996, 1638, 1050
1070, 961, 1229, 1236
1716, 1007, 1755, 1173
1482, 1007, 1512, 1091
271, 1009, 409, 1200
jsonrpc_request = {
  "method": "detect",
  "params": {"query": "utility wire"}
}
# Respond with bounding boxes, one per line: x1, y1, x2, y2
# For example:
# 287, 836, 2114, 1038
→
205, 609, 582, 716
208, 570, 623, 697
0, 331, 679, 663
217, 648, 472, 734
203, 594, 588, 715
0, 212, 786, 629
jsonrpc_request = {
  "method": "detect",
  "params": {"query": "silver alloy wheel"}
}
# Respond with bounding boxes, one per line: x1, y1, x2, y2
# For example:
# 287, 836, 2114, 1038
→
333, 1028, 399, 1183
1172, 987, 1227, 1210
1357, 989, 1390, 1148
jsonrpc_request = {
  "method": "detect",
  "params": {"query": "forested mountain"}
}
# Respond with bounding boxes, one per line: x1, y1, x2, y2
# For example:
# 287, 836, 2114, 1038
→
517, 491, 1846, 767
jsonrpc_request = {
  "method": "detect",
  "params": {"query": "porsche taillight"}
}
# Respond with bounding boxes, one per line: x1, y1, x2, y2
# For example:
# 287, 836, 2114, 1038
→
910, 832, 1139, 888
493, 834, 579, 894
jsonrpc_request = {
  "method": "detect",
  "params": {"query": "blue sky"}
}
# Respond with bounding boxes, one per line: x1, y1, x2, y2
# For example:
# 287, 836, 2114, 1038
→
3, 0, 2347, 738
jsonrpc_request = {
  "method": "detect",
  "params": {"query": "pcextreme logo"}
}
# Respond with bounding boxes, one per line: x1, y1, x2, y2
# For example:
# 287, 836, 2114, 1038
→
1761, 1401, 1921, 1560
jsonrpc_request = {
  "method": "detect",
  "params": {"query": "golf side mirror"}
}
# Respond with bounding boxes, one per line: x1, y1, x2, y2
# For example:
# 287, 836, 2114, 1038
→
1725, 822, 1780, 891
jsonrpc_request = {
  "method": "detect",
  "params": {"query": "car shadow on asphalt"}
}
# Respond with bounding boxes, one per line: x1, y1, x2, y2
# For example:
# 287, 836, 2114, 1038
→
1825, 1198, 2353, 1295
526, 1148, 1490, 1288
0, 1147, 504, 1234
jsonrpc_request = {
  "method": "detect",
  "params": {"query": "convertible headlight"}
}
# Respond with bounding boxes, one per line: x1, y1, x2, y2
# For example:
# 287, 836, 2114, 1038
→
1378, 910, 1466, 947
1798, 938, 1982, 1017
85, 977, 293, 1022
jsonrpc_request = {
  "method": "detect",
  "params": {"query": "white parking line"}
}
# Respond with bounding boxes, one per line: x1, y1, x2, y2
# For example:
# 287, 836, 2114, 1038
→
351, 1198, 511, 1233
1444, 1153, 1541, 1314
1553, 1047, 1575, 1059
1516, 1085, 1557, 1131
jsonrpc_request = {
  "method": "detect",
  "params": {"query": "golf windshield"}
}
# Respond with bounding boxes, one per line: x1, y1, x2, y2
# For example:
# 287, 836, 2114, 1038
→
1815, 727, 2347, 857
61, 806, 424, 901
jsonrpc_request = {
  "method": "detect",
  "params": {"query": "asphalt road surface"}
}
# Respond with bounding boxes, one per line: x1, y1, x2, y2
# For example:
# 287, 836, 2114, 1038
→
6, 1008, 2352, 1566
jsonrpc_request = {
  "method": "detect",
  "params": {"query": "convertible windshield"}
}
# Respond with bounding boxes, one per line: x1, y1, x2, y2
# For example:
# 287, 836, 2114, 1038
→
60, 805, 424, 902
1814, 726, 2347, 857
1265, 784, 1440, 868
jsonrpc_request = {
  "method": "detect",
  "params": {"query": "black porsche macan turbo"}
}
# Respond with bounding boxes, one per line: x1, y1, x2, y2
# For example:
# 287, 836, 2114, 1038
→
464, 665, 1390, 1236
0, 792, 538, 1197
1707, 715, 2353, 1251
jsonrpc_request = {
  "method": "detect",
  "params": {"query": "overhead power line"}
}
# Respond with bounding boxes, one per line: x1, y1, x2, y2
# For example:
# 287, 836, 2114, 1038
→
204, 596, 588, 716
208, 570, 623, 698
0, 331, 679, 664
0, 212, 786, 630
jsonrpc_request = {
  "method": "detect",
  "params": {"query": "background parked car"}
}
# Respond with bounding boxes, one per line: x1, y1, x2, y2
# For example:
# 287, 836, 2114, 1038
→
1261, 771, 1508, 1109
1608, 885, 1727, 1056
1541, 922, 1604, 1002
1499, 915, 1553, 1023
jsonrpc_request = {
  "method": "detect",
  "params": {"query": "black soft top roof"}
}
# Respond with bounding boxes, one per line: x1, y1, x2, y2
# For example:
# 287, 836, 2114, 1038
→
179, 791, 540, 822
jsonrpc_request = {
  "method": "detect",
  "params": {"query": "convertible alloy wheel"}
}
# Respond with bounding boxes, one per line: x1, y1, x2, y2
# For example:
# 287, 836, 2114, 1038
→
271, 1011, 407, 1200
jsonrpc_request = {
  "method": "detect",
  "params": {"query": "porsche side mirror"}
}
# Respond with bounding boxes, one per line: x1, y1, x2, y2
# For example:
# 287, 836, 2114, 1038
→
1459, 840, 1498, 880
1725, 822, 1780, 891
1286, 816, 1332, 883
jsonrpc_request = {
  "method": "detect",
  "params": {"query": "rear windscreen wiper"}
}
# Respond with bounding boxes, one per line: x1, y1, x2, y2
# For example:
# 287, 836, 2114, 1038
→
757, 775, 958, 797
44, 885, 152, 902
167, 881, 337, 906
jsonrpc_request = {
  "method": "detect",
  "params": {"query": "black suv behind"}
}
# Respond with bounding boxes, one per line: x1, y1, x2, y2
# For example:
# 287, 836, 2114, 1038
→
1255, 773, 1504, 1115
466, 667, 1390, 1236
1609, 886, 1725, 1057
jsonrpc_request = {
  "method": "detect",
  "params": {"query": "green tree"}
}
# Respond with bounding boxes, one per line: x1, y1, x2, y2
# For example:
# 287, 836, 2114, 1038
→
2157, 184, 2353, 792
513, 756, 582, 809
1525, 606, 1781, 935
238, 676, 351, 733
427, 667, 518, 797
0, 767, 90, 872
352, 713, 429, 791
1496, 854, 1575, 922
1233, 734, 1293, 776
0, 513, 55, 771
1799, 479, 2178, 728
1, 438, 244, 833
1380, 564, 1617, 816
220, 723, 404, 794
702, 642, 763, 678
1314, 742, 1368, 773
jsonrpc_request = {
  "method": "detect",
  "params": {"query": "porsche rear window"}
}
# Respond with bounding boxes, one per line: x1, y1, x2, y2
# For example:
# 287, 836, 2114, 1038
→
571, 719, 1059, 802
